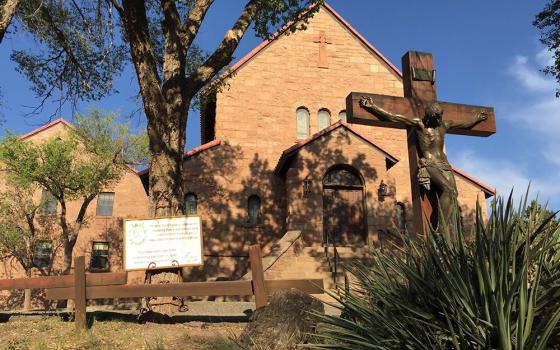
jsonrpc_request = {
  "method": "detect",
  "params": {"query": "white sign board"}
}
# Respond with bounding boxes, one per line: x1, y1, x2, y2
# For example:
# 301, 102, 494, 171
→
124, 216, 203, 271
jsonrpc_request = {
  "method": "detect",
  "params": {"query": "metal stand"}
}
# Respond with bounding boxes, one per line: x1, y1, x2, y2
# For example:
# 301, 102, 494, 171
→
139, 261, 188, 319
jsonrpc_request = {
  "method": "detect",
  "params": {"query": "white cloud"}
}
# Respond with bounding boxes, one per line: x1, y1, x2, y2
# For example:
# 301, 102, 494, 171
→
508, 53, 556, 93
502, 52, 560, 168
536, 47, 554, 68
452, 47, 560, 208
454, 151, 560, 205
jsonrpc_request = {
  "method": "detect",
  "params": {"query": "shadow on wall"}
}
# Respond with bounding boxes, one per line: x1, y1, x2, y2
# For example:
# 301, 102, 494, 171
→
179, 129, 411, 287
180, 142, 282, 284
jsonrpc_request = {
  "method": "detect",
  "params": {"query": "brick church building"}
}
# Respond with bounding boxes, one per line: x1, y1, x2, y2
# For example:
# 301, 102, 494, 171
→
142, 2, 494, 283
1, 2, 494, 305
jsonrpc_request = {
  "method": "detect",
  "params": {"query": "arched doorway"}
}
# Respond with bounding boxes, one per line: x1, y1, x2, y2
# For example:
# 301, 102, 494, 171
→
322, 166, 366, 246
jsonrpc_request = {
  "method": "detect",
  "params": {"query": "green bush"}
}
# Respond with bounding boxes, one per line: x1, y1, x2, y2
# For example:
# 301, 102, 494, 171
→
310, 194, 560, 349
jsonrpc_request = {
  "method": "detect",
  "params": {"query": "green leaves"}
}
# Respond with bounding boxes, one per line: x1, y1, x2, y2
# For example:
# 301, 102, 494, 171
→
12, 0, 127, 105
310, 194, 560, 349
0, 109, 147, 274
254, 0, 324, 39
0, 109, 147, 202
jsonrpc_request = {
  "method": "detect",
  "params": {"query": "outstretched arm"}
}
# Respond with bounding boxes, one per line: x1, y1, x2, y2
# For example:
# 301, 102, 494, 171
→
445, 111, 488, 130
359, 96, 421, 128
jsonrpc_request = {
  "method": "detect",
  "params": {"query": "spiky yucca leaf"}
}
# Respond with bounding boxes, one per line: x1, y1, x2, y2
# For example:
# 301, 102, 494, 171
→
309, 193, 560, 349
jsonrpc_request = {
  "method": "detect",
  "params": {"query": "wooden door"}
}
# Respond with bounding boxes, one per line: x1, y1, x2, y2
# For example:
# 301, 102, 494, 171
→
323, 187, 365, 246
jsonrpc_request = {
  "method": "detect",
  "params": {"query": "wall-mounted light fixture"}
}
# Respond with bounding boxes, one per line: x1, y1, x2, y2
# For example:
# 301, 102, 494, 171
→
378, 180, 389, 201
303, 179, 312, 196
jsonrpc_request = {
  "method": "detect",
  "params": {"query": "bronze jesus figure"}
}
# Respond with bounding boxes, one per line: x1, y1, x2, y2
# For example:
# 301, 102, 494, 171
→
359, 96, 488, 230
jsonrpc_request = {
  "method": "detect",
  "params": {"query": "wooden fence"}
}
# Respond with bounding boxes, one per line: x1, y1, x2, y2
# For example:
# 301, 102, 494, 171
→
0, 245, 324, 329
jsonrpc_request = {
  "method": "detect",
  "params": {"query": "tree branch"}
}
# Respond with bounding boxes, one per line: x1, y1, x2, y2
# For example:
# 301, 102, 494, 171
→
105, 0, 124, 17
38, 5, 90, 91
71, 193, 96, 244
161, 0, 186, 82
121, 0, 166, 123
182, 0, 215, 49
0, 0, 19, 44
186, 0, 259, 96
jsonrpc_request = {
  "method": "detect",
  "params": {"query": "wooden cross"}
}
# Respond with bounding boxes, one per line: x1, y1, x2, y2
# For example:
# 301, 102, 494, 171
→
313, 30, 332, 68
346, 51, 496, 236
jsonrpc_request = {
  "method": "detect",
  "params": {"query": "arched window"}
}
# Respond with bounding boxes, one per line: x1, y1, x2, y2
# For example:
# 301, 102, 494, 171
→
248, 195, 262, 224
338, 110, 347, 122
323, 167, 362, 187
185, 193, 197, 215
296, 107, 310, 139
396, 202, 406, 231
317, 109, 331, 130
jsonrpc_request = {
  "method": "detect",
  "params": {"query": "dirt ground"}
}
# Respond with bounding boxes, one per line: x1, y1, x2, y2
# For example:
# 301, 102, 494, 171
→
0, 317, 245, 350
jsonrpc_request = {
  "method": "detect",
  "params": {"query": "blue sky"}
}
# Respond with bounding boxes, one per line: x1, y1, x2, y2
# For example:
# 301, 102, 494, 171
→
0, 1, 556, 207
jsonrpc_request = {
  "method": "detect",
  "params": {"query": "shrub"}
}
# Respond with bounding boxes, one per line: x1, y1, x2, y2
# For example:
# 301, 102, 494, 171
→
310, 194, 560, 349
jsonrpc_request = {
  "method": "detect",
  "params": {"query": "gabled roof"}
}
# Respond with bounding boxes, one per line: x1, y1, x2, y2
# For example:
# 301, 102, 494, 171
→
274, 120, 399, 174
20, 118, 74, 140
452, 166, 496, 199
219, 1, 402, 82
137, 139, 222, 178
17, 117, 143, 179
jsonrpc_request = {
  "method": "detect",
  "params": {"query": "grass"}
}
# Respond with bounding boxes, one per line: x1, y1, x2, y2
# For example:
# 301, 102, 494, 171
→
0, 317, 245, 350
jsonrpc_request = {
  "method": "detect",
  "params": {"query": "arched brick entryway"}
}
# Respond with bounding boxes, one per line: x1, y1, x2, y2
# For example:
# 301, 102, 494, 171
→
322, 166, 366, 246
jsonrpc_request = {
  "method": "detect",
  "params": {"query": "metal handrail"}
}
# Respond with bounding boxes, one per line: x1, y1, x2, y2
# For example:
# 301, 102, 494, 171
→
324, 230, 349, 293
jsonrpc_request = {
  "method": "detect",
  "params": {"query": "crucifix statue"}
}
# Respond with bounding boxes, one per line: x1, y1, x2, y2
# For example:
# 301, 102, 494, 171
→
346, 51, 496, 235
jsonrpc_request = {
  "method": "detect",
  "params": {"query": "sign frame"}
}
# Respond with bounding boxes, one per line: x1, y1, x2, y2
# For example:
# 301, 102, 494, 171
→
123, 215, 204, 271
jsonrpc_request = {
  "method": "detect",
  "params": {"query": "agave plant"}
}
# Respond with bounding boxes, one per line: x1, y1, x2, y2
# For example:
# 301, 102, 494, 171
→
309, 193, 560, 349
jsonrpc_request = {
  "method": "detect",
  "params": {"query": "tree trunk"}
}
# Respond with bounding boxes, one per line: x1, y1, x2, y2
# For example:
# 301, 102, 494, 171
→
143, 108, 187, 320
0, 0, 19, 44
61, 238, 74, 275
56, 237, 75, 309
23, 268, 31, 311
147, 108, 187, 217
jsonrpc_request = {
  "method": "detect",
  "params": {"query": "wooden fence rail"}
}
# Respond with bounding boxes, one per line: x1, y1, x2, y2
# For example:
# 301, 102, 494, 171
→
0, 245, 324, 329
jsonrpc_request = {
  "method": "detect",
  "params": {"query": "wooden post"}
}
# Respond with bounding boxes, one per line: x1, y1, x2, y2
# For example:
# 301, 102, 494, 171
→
249, 245, 268, 309
73, 256, 87, 330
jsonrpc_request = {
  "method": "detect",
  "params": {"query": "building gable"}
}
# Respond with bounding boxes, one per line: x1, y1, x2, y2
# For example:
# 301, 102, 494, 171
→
202, 2, 405, 145
275, 121, 398, 175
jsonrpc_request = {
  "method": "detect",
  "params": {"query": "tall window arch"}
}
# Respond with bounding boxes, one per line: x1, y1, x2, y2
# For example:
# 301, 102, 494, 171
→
317, 109, 331, 130
323, 166, 363, 187
296, 107, 310, 139
248, 195, 262, 224
185, 192, 197, 215
338, 110, 347, 122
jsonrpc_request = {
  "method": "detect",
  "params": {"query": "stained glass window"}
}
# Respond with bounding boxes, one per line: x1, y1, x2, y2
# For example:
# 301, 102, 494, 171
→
248, 195, 262, 224
96, 192, 115, 216
185, 193, 197, 215
323, 168, 362, 187
317, 109, 331, 130
91, 242, 110, 272
296, 108, 310, 139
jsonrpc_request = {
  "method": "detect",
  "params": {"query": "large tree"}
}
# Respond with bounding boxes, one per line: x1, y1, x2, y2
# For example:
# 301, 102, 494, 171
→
535, 0, 560, 96
0, 110, 147, 275
10, 0, 322, 217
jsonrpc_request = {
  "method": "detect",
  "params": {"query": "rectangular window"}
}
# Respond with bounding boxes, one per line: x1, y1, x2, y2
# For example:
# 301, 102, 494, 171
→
90, 242, 110, 272
34, 241, 52, 268
40, 190, 57, 214
96, 192, 115, 216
